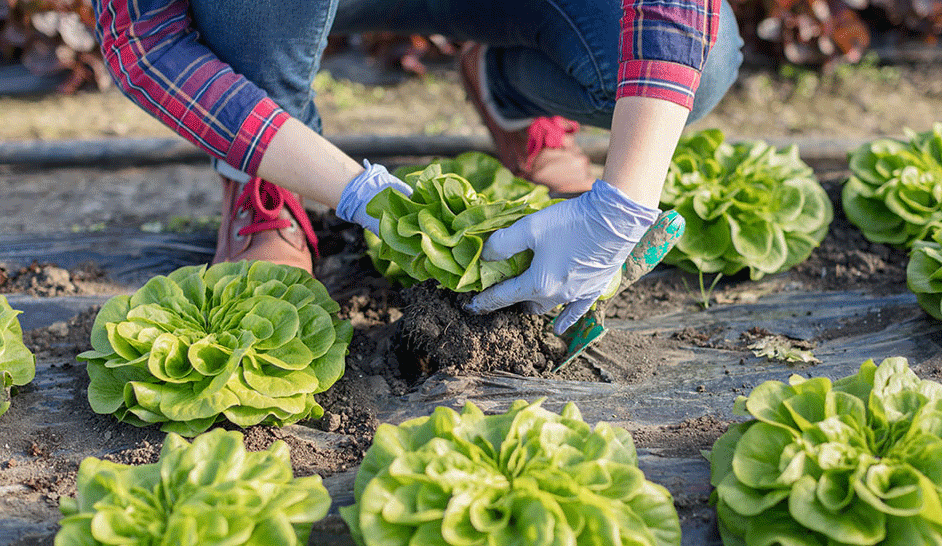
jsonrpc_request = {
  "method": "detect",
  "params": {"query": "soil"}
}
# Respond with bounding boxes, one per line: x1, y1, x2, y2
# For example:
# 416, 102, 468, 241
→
394, 280, 567, 379
630, 415, 733, 459
0, 263, 112, 297
0, 59, 940, 546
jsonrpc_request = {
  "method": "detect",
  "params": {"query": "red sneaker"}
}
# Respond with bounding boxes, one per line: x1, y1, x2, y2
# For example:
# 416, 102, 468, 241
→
213, 176, 319, 275
458, 42, 595, 194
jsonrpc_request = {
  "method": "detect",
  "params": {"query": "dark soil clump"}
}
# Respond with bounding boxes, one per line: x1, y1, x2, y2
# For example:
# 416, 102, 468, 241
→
22, 306, 98, 359
394, 280, 567, 379
0, 261, 111, 296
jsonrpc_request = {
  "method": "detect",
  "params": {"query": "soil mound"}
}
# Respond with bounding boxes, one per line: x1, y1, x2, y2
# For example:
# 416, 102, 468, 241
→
394, 280, 567, 379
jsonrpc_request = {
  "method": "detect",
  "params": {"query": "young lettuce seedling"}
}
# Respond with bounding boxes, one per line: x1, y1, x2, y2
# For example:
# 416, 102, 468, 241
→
365, 152, 559, 290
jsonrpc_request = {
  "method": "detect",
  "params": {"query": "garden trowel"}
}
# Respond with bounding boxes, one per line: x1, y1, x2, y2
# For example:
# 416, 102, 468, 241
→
555, 209, 685, 371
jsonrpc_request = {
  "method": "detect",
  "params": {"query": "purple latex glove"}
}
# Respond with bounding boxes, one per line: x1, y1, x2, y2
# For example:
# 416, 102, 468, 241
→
336, 160, 413, 235
466, 179, 659, 335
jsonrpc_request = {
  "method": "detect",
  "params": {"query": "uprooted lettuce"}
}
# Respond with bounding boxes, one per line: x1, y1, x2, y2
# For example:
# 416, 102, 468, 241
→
907, 229, 942, 320
708, 357, 942, 546
341, 399, 680, 546
77, 260, 352, 436
661, 129, 833, 280
843, 124, 942, 249
55, 428, 331, 546
365, 153, 560, 292
0, 295, 35, 417
365, 152, 555, 288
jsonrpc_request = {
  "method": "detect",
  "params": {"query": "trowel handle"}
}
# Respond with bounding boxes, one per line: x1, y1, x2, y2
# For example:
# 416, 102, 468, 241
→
597, 210, 685, 306
623, 209, 686, 285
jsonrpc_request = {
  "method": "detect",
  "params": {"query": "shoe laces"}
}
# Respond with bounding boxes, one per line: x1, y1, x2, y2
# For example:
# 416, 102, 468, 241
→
525, 116, 580, 170
234, 178, 320, 258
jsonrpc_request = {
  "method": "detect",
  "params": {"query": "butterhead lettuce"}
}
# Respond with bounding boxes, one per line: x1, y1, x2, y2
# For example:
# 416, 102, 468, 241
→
55, 428, 331, 546
843, 124, 942, 249
365, 152, 556, 288
365, 156, 560, 292
0, 295, 35, 417
341, 399, 680, 546
661, 129, 833, 280
77, 261, 352, 436
708, 357, 942, 546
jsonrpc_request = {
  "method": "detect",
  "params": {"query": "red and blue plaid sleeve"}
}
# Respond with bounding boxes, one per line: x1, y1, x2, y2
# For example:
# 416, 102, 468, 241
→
618, 0, 720, 110
92, 0, 289, 175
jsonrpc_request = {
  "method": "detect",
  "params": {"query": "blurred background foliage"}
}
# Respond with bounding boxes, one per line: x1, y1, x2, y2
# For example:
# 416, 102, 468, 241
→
2, 0, 941, 95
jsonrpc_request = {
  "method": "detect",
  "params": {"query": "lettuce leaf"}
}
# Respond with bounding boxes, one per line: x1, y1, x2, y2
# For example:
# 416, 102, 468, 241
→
661, 129, 833, 280
843, 124, 942, 249
365, 152, 559, 291
907, 229, 942, 320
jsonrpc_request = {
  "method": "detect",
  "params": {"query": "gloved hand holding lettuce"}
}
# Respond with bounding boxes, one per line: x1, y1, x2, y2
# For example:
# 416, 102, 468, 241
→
466, 179, 659, 334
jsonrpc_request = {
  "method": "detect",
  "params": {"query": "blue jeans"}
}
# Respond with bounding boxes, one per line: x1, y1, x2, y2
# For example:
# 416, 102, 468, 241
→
190, 0, 743, 137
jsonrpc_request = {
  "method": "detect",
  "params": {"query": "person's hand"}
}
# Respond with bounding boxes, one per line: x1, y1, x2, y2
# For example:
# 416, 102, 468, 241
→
336, 160, 413, 235
465, 179, 659, 334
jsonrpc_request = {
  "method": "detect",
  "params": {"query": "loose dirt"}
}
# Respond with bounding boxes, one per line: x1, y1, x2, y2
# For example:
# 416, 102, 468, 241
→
394, 280, 567, 379
0, 262, 112, 297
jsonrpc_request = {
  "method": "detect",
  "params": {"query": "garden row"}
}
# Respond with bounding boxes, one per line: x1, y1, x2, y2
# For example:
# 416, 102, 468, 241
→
4, 125, 942, 545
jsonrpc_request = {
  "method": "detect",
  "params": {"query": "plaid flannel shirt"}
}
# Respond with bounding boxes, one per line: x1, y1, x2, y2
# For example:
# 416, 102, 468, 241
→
93, 0, 719, 176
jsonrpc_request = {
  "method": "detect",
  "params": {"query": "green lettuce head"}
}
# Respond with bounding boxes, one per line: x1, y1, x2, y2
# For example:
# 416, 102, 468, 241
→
843, 124, 942, 248
365, 153, 560, 292
55, 428, 331, 546
709, 357, 942, 546
907, 229, 942, 319
661, 129, 833, 280
365, 152, 555, 288
77, 260, 353, 436
0, 295, 35, 417
341, 399, 680, 546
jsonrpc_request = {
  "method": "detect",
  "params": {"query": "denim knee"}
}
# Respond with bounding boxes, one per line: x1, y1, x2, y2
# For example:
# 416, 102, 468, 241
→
189, 0, 339, 133
688, 0, 745, 124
